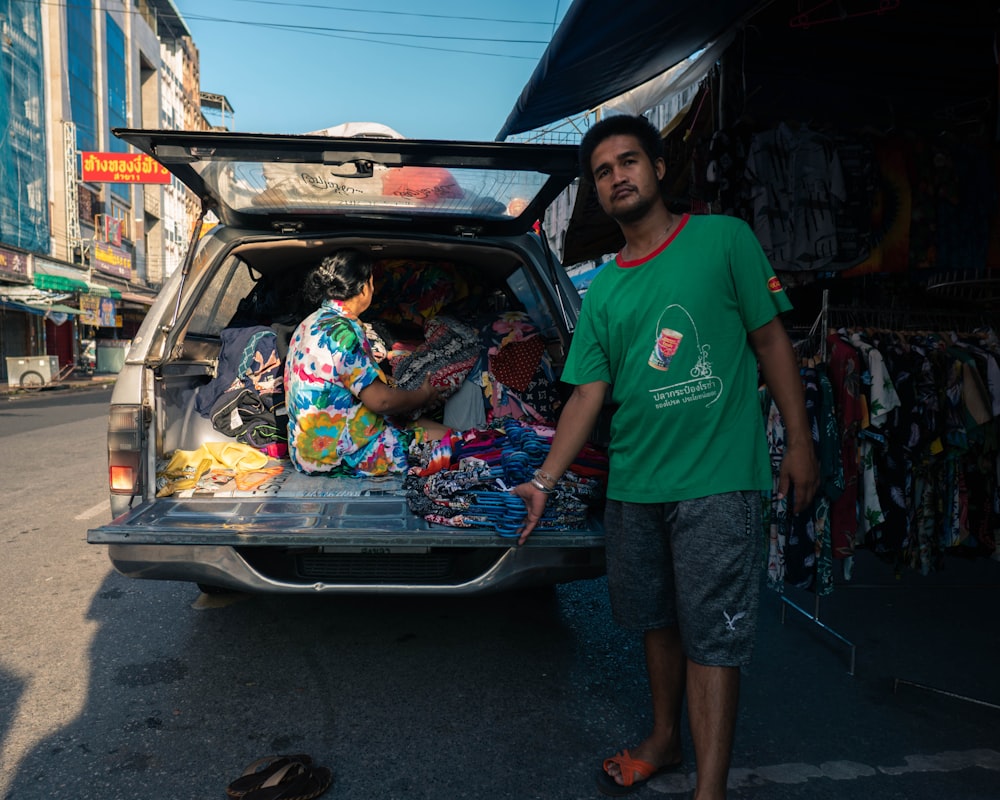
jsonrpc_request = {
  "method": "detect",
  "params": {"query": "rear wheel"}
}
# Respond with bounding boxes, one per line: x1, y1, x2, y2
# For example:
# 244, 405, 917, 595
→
20, 371, 43, 390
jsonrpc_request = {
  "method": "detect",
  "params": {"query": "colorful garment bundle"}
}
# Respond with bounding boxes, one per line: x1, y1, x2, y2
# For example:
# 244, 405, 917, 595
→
489, 334, 546, 392
471, 312, 562, 424
391, 315, 481, 399
367, 259, 479, 333
385, 310, 563, 426
408, 433, 455, 478
196, 326, 285, 415
404, 457, 590, 534
403, 418, 607, 533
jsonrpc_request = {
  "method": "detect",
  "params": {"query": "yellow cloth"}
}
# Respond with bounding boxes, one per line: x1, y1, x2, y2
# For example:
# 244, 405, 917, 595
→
157, 442, 270, 497
162, 441, 269, 473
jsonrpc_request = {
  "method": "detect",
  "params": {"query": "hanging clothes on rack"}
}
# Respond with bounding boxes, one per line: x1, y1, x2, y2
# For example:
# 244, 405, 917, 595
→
765, 308, 999, 593
764, 364, 837, 595
824, 331, 863, 561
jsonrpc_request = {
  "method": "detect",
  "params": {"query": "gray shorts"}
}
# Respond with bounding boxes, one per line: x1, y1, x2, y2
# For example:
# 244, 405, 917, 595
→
603, 492, 763, 667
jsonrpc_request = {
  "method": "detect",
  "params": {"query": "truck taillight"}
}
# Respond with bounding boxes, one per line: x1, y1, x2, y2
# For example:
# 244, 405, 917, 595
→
108, 404, 144, 495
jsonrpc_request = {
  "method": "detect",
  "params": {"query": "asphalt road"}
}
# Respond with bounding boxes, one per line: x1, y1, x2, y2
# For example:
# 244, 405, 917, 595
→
1, 386, 997, 799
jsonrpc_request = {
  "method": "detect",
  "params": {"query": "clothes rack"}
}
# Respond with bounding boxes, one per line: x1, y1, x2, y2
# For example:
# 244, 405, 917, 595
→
777, 287, 857, 673
777, 289, 998, 683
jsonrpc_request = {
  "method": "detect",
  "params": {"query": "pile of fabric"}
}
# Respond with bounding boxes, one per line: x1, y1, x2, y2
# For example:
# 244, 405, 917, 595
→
404, 418, 608, 534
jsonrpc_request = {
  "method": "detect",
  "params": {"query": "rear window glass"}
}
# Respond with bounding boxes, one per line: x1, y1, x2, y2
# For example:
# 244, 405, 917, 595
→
203, 161, 550, 221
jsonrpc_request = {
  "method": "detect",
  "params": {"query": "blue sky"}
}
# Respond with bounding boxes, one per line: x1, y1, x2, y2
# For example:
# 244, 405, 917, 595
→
173, 0, 569, 141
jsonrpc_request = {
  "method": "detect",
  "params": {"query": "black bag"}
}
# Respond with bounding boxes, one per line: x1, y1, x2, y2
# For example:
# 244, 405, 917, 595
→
209, 388, 288, 448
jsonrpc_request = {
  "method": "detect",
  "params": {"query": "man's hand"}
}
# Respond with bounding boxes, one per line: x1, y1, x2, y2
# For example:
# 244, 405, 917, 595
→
778, 439, 819, 515
512, 482, 550, 545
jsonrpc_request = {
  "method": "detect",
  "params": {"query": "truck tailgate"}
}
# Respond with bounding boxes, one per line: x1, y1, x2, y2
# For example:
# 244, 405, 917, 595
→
88, 466, 604, 548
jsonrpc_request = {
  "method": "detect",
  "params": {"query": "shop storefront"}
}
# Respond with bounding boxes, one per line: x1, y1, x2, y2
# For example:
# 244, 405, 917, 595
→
0, 243, 156, 383
33, 256, 93, 369
0, 244, 42, 383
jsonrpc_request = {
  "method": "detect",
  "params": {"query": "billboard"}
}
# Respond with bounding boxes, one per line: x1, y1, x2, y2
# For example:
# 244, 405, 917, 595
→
80, 294, 120, 328
93, 241, 133, 278
80, 152, 171, 184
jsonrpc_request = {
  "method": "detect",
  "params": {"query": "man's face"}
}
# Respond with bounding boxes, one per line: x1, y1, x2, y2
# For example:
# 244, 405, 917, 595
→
589, 134, 666, 224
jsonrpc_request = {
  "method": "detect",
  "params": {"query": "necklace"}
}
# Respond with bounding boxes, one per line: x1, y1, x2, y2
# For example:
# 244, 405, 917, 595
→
622, 215, 679, 262
662, 213, 680, 240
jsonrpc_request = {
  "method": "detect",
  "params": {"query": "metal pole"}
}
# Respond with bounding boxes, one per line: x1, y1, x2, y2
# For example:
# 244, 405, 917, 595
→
779, 593, 857, 676
893, 678, 1000, 711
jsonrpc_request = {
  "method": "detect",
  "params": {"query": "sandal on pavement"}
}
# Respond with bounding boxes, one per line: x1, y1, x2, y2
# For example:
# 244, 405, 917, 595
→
242, 762, 333, 800
595, 749, 682, 797
226, 754, 314, 798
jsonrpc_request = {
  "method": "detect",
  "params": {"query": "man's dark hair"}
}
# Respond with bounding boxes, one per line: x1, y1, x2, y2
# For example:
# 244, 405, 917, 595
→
578, 114, 664, 184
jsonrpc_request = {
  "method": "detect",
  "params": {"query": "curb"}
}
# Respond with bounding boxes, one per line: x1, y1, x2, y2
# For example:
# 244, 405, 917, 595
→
2, 376, 116, 398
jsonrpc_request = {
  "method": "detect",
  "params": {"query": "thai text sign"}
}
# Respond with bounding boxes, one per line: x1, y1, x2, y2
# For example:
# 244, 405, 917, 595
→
80, 294, 120, 327
81, 151, 171, 184
93, 241, 133, 278
0, 245, 29, 282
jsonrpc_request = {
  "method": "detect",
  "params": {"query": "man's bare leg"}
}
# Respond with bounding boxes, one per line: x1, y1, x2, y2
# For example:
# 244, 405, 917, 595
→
686, 662, 739, 800
604, 626, 685, 785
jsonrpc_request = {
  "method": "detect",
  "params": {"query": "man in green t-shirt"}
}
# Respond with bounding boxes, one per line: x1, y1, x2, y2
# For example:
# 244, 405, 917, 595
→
514, 115, 818, 799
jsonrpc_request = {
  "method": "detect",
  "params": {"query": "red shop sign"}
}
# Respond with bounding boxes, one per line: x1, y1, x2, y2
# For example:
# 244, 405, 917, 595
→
81, 152, 171, 184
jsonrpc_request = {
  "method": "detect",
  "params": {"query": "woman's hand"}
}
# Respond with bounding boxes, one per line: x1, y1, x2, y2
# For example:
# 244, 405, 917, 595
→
418, 373, 443, 409
360, 372, 441, 416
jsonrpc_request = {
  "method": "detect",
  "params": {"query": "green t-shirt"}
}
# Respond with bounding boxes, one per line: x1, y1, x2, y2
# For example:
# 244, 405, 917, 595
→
563, 214, 792, 503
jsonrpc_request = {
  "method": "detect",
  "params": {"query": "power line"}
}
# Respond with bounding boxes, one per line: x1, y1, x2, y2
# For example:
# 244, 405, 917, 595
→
551, 0, 562, 37
179, 13, 549, 45
182, 17, 540, 59
28, 0, 546, 59
202, 0, 555, 27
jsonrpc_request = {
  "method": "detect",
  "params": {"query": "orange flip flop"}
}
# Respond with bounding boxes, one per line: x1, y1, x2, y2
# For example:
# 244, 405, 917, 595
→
595, 749, 682, 796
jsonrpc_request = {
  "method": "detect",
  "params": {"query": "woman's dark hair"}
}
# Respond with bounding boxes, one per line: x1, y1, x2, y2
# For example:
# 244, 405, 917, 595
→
578, 114, 664, 184
302, 248, 373, 305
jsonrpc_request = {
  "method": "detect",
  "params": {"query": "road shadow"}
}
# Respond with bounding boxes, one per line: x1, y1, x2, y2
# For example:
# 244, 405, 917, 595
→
1, 573, 624, 800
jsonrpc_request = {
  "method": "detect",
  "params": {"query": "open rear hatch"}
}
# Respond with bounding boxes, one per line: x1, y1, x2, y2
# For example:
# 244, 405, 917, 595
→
88, 130, 602, 559
113, 128, 579, 236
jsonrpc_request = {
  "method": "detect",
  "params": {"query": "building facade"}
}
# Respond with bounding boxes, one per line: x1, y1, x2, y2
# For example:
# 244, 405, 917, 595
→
0, 0, 217, 384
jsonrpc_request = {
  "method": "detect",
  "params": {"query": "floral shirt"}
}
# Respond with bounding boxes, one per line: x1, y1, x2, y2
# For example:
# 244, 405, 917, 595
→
284, 299, 417, 475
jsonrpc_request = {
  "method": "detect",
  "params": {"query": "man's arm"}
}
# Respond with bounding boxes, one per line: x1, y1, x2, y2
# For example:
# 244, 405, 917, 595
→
514, 379, 608, 544
748, 317, 819, 514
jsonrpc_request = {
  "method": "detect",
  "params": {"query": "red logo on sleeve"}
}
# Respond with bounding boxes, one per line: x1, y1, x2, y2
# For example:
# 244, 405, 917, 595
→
767, 276, 783, 293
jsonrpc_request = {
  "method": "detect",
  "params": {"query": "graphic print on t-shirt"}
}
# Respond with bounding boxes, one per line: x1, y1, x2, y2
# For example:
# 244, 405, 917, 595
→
647, 303, 724, 411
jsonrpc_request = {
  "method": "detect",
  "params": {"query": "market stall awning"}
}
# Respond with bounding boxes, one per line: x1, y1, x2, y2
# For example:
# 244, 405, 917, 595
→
0, 299, 83, 316
42, 303, 84, 315
0, 299, 47, 317
87, 284, 123, 299
33, 272, 89, 293
496, 0, 761, 139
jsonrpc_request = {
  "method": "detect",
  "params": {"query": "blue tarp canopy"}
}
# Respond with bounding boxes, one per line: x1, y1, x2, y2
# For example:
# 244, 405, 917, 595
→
511, 0, 999, 265
0, 299, 83, 317
499, 0, 999, 140
497, 0, 761, 139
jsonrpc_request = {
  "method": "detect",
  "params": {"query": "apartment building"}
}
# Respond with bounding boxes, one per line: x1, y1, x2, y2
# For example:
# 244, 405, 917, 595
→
0, 0, 223, 384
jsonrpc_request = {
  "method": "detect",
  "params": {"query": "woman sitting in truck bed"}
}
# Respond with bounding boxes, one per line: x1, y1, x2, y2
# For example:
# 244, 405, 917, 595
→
284, 249, 449, 476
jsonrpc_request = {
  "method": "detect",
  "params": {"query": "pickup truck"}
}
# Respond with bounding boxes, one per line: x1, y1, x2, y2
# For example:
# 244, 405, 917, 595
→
87, 128, 607, 596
